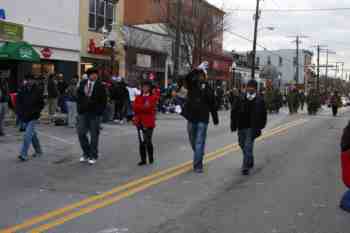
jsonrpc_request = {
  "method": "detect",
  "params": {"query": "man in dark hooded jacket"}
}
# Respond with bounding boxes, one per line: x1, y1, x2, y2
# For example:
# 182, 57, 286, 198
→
182, 62, 219, 173
231, 79, 267, 175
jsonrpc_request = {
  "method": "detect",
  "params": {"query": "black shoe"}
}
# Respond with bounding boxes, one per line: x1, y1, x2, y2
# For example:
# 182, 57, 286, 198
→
32, 153, 43, 158
241, 169, 250, 176
149, 158, 154, 164
19, 128, 25, 132
138, 161, 147, 166
18, 155, 28, 162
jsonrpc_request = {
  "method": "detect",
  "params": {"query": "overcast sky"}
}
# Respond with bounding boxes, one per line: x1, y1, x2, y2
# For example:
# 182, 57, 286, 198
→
207, 0, 350, 76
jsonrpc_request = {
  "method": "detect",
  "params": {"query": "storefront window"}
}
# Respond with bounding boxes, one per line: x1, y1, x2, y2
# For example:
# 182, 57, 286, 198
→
89, 0, 115, 32
32, 63, 55, 76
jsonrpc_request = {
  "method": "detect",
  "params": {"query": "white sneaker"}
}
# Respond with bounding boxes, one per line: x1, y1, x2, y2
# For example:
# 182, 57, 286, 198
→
88, 159, 97, 165
114, 120, 120, 124
80, 157, 87, 163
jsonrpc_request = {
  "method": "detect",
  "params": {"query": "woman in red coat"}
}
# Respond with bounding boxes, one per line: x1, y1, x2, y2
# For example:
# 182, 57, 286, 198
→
133, 81, 158, 166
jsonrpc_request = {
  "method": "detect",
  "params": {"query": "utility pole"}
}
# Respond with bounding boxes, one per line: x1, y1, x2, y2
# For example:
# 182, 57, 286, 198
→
251, 0, 261, 80
324, 49, 336, 93
173, 0, 182, 80
317, 45, 321, 92
288, 35, 307, 84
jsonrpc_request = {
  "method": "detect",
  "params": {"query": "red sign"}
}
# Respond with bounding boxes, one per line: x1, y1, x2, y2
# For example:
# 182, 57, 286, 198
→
88, 39, 105, 55
41, 47, 52, 59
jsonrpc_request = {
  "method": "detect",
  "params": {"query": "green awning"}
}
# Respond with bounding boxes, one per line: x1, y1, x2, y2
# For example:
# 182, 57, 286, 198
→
0, 41, 40, 62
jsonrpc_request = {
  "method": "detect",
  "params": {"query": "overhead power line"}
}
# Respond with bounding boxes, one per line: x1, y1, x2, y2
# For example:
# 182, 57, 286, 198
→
228, 7, 350, 13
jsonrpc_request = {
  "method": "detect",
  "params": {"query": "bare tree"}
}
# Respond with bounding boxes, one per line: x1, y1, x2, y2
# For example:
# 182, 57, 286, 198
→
155, 0, 232, 70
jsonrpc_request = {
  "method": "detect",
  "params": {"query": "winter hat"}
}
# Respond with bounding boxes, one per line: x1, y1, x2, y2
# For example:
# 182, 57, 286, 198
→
247, 79, 258, 89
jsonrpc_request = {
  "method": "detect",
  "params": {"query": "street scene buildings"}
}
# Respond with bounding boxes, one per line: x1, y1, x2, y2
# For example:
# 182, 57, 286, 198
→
0, 1, 350, 233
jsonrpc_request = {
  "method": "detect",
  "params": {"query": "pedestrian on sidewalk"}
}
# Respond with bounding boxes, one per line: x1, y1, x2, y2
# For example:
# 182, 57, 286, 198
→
77, 68, 107, 165
230, 79, 267, 175
133, 80, 158, 166
47, 74, 59, 123
330, 91, 341, 117
299, 91, 306, 111
57, 74, 68, 113
66, 76, 78, 128
0, 78, 9, 136
182, 62, 219, 173
17, 74, 45, 161
111, 77, 129, 124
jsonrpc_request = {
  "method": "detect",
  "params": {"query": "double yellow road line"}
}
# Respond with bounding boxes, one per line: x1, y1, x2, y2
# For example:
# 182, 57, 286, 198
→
1, 118, 308, 233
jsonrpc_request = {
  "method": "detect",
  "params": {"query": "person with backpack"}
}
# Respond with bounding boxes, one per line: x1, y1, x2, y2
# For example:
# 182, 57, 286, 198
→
182, 62, 219, 173
133, 80, 158, 166
230, 79, 267, 175
17, 74, 45, 161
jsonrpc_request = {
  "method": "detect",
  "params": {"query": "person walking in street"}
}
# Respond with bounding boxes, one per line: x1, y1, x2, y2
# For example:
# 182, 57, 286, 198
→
133, 80, 158, 166
230, 79, 267, 175
66, 76, 78, 128
182, 62, 219, 173
17, 74, 45, 161
0, 78, 9, 136
330, 91, 342, 117
77, 68, 107, 165
47, 74, 59, 123
112, 77, 129, 124
57, 74, 68, 113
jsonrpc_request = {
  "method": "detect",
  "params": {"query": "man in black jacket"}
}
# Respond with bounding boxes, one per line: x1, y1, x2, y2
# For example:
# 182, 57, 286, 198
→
17, 75, 45, 161
111, 77, 129, 124
77, 68, 107, 165
231, 79, 267, 175
47, 74, 59, 123
183, 62, 219, 173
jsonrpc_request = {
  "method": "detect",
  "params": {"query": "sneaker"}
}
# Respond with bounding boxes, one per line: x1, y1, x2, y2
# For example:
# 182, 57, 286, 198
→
88, 159, 97, 165
80, 157, 88, 163
114, 120, 120, 124
18, 155, 28, 162
0, 132, 5, 137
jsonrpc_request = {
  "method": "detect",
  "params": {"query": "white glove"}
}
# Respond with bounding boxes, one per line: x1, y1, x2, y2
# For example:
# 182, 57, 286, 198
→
197, 61, 209, 75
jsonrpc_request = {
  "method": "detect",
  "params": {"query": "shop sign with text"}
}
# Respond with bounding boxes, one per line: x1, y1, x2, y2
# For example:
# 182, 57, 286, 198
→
0, 21, 23, 41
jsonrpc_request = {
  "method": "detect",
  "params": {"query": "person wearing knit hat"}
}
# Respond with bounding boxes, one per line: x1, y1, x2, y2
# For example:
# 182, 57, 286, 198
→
230, 79, 267, 175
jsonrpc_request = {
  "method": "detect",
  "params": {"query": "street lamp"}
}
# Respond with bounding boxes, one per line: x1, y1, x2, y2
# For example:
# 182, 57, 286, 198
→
231, 61, 237, 89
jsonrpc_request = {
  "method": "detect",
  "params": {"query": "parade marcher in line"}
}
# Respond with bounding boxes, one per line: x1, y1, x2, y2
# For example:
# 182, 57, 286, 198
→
330, 91, 342, 117
287, 87, 300, 114
182, 62, 219, 173
230, 79, 267, 175
307, 89, 321, 115
77, 68, 107, 165
112, 77, 129, 124
65, 76, 79, 128
133, 80, 158, 166
0, 78, 9, 136
47, 74, 59, 123
17, 74, 45, 161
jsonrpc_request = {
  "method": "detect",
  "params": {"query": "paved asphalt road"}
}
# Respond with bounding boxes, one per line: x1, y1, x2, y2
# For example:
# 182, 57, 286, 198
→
0, 107, 349, 233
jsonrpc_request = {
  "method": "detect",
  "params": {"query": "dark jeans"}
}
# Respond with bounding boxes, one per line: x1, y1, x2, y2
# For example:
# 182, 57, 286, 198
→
114, 100, 126, 121
77, 114, 101, 159
238, 128, 255, 170
332, 106, 338, 116
137, 127, 154, 163
187, 121, 208, 170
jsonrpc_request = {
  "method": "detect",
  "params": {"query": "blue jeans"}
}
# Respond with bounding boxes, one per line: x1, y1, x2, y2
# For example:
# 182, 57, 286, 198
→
77, 114, 101, 159
20, 120, 42, 158
187, 121, 208, 170
238, 128, 255, 170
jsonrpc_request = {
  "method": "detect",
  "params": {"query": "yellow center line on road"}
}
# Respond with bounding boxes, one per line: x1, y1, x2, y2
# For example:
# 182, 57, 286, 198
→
0, 118, 308, 233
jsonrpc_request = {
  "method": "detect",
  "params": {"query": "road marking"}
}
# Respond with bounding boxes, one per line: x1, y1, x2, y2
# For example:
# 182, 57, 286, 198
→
37, 131, 76, 145
0, 118, 308, 233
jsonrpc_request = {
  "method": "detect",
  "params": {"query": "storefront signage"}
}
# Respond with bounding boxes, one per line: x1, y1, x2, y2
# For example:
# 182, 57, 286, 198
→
41, 47, 52, 58
0, 21, 23, 41
137, 54, 151, 68
88, 39, 105, 55
19, 47, 34, 59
